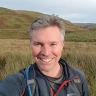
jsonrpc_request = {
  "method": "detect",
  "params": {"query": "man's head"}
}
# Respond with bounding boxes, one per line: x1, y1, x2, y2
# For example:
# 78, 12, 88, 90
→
29, 14, 65, 42
29, 15, 65, 75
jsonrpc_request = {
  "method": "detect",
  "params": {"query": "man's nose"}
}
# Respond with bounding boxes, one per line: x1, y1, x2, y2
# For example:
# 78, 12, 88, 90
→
41, 45, 51, 56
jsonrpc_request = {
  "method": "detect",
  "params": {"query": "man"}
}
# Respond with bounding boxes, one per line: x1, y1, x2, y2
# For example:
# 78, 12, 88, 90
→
0, 15, 90, 96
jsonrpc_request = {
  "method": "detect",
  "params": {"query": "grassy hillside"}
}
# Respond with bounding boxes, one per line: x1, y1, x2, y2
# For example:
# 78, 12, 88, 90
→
0, 7, 41, 30
65, 31, 96, 42
0, 7, 87, 31
74, 23, 96, 31
0, 7, 88, 39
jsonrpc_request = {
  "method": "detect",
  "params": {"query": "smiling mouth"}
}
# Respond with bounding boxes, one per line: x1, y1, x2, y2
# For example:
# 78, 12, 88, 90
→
38, 57, 54, 62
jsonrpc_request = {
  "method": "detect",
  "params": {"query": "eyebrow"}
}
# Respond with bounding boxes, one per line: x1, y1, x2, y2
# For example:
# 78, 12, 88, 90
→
33, 41, 58, 44
33, 42, 42, 44
49, 41, 58, 44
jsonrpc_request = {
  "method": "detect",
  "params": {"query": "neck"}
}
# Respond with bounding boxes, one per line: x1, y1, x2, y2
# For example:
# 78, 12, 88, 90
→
41, 64, 63, 78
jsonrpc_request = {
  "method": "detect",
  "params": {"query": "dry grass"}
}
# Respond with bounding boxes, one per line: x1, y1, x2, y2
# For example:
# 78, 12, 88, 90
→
0, 39, 30, 54
0, 39, 96, 95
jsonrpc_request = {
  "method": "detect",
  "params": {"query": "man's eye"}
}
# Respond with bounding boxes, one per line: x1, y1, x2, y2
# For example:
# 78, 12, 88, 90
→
51, 43, 57, 46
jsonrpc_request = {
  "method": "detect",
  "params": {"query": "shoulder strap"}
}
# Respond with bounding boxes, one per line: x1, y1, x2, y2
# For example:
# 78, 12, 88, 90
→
73, 77, 82, 96
25, 64, 36, 96
69, 67, 83, 96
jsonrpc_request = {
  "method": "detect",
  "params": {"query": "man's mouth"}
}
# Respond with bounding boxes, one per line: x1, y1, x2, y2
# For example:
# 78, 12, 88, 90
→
38, 57, 53, 62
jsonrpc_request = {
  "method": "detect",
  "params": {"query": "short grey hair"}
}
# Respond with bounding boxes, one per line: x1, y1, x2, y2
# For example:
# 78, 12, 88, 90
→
29, 14, 65, 41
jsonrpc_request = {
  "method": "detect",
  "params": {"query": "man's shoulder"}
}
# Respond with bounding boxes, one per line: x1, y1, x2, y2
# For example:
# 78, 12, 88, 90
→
0, 68, 27, 96
69, 66, 86, 83
3, 68, 26, 83
59, 58, 85, 79
70, 66, 84, 76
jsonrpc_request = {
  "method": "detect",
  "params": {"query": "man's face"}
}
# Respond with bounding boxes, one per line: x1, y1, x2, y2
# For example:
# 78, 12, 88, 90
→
30, 26, 64, 73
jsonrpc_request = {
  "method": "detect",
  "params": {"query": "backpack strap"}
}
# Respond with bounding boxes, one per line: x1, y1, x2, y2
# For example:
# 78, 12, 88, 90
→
25, 64, 36, 96
73, 69, 84, 96
73, 77, 82, 96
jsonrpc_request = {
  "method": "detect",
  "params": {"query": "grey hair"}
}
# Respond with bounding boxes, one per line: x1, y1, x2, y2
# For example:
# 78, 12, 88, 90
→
29, 14, 65, 41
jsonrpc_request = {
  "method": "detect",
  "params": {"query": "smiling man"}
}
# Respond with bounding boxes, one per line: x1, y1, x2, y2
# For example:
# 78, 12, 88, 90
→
31, 25, 64, 77
0, 15, 90, 96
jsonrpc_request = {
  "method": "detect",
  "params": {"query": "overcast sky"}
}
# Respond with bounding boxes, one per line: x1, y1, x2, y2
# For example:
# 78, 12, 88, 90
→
0, 0, 96, 23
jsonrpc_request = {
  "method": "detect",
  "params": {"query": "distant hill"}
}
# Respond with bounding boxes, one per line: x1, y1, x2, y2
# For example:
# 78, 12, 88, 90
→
74, 23, 96, 31
0, 7, 42, 30
0, 7, 88, 32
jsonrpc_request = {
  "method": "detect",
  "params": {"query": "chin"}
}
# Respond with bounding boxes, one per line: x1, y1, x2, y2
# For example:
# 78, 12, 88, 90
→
38, 64, 54, 72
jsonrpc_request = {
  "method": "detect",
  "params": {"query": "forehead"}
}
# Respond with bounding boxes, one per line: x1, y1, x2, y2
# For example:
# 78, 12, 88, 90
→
31, 26, 62, 42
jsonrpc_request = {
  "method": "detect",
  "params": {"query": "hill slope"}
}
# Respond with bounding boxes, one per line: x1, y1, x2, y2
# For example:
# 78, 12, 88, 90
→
74, 23, 96, 31
0, 7, 88, 39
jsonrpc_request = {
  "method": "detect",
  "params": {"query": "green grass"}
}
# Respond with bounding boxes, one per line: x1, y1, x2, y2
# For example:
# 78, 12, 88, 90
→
0, 30, 96, 42
0, 29, 29, 39
65, 31, 96, 42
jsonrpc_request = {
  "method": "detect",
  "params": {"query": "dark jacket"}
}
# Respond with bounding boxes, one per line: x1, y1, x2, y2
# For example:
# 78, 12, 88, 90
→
0, 58, 90, 96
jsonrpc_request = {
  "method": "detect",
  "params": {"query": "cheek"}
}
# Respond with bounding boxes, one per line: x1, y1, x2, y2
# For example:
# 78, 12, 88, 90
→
31, 47, 40, 57
52, 47, 63, 56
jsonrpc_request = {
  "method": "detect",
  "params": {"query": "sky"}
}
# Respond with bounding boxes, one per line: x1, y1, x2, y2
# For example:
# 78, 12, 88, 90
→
0, 0, 96, 23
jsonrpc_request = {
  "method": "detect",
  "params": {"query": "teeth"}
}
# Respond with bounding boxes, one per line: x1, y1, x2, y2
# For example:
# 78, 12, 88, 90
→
40, 58, 52, 62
